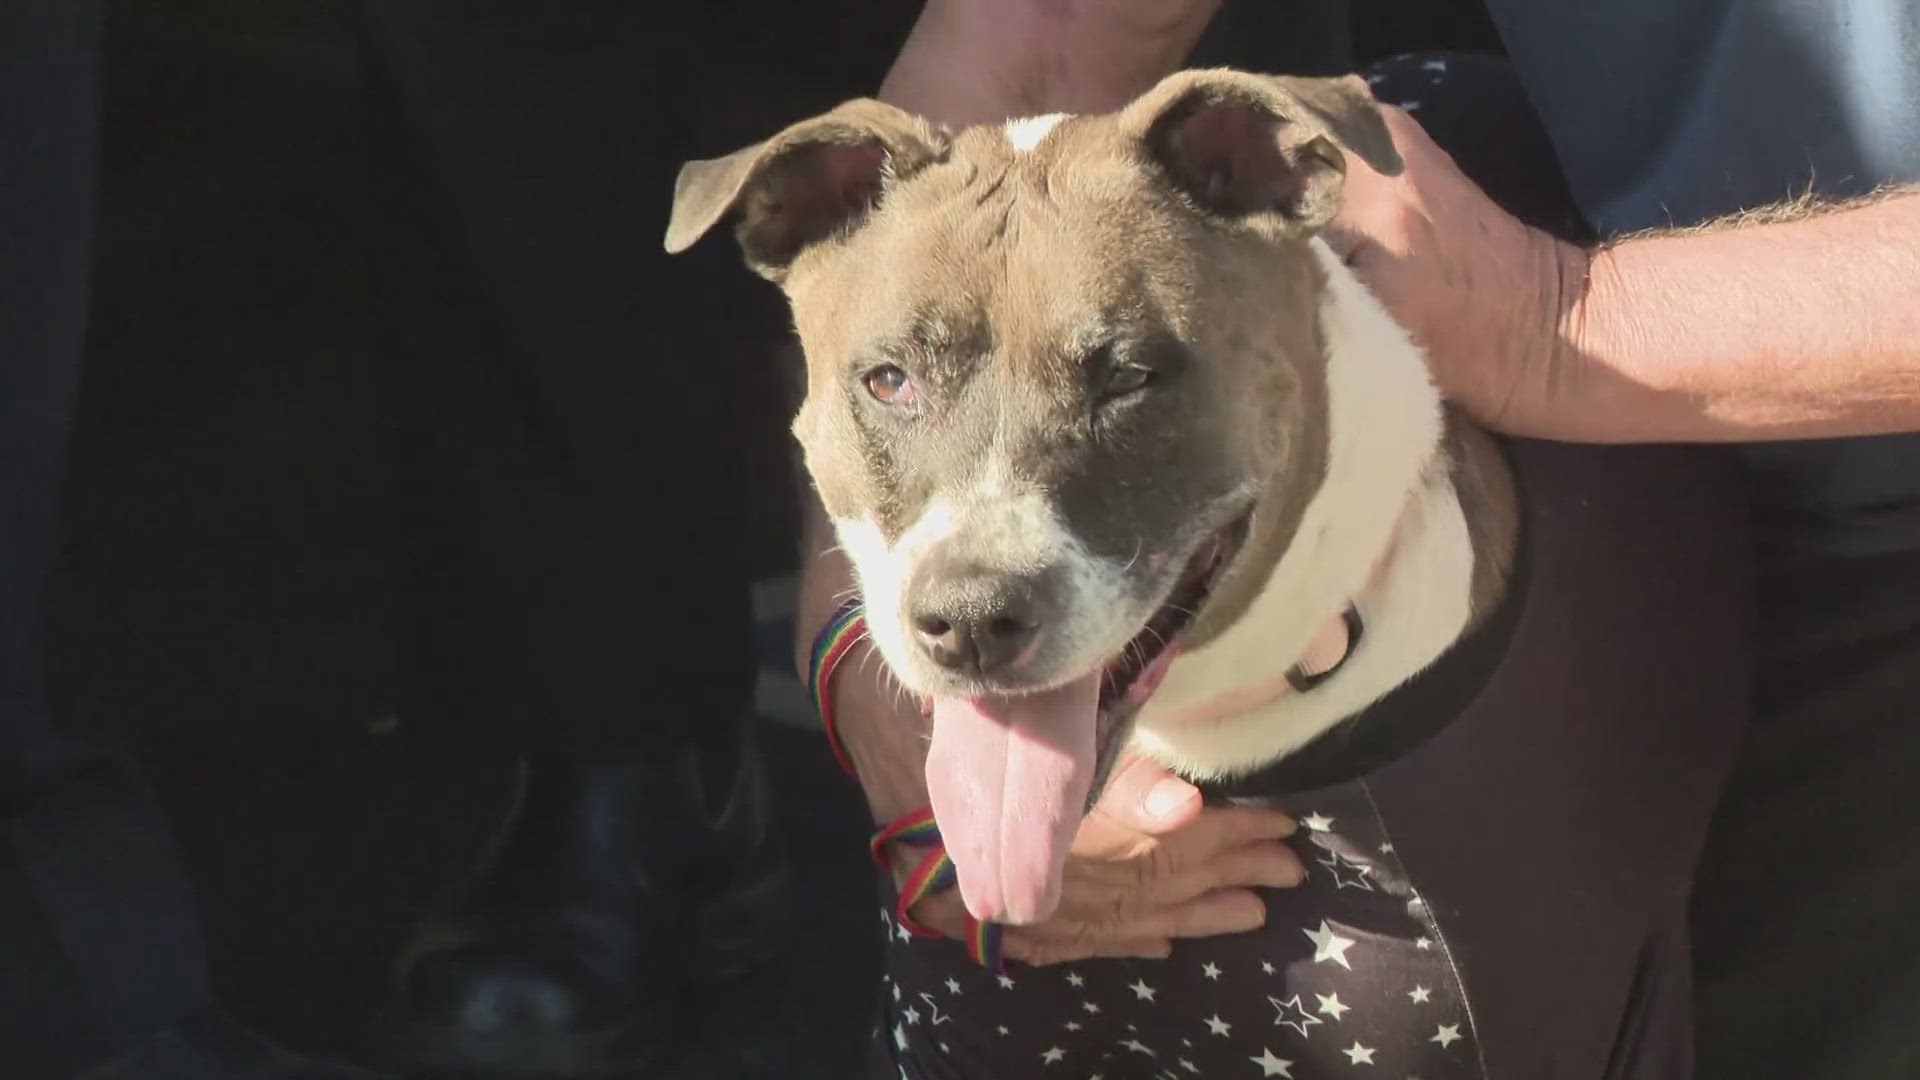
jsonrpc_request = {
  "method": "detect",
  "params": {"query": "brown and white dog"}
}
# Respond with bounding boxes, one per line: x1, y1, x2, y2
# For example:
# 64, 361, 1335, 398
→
664, 70, 1517, 929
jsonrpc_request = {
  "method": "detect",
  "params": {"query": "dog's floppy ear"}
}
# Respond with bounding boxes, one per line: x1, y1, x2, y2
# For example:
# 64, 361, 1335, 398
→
663, 98, 946, 281
1123, 69, 1403, 231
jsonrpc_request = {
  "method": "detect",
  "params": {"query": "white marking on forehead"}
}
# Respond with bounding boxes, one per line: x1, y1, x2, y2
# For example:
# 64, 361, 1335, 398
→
1005, 113, 1070, 153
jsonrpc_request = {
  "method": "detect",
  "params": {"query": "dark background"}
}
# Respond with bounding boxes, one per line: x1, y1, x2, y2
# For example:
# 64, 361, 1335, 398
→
43, 1, 1502, 1072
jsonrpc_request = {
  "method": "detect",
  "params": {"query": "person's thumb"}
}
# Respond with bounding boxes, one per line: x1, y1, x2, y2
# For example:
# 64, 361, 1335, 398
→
1094, 752, 1202, 835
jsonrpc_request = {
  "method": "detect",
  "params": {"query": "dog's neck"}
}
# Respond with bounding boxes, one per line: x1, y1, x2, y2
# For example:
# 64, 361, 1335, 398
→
1132, 241, 1515, 781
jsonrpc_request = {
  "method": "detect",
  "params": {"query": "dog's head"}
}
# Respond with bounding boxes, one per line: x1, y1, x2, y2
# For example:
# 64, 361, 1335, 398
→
668, 70, 1401, 923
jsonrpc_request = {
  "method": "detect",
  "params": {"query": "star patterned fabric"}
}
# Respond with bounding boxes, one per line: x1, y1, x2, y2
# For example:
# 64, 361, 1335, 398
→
870, 781, 1482, 1078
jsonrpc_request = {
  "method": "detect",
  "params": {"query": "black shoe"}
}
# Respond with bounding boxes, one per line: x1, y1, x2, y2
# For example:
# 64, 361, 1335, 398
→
378, 718, 789, 1077
81, 1007, 387, 1080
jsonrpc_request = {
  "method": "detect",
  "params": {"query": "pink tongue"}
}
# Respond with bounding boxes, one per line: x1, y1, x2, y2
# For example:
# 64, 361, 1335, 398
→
925, 674, 1103, 926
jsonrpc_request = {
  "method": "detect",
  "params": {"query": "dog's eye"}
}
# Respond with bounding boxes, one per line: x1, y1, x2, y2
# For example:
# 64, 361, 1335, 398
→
864, 364, 916, 406
1101, 362, 1156, 401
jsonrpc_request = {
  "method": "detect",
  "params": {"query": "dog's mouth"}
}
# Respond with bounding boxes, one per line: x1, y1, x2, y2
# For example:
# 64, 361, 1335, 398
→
921, 506, 1252, 926
1088, 511, 1253, 800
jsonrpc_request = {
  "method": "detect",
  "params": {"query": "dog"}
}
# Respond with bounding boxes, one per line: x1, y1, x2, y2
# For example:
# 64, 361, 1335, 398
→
668, 70, 1749, 1079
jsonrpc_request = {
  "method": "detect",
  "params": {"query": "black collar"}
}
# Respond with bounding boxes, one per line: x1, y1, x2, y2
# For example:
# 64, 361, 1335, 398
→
1205, 442, 1532, 799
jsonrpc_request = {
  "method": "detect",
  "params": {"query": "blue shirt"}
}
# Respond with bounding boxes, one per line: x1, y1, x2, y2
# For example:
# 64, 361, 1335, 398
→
1485, 0, 1920, 559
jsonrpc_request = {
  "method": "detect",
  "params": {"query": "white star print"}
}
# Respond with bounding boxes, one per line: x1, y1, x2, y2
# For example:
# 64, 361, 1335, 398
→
1342, 1041, 1376, 1065
918, 992, 952, 1026
1129, 978, 1158, 1002
997, 974, 1016, 990
1432, 1023, 1464, 1048
1301, 812, 1334, 831
894, 920, 912, 943
1415, 937, 1433, 950
1179, 1058, 1199, 1073
1316, 849, 1378, 891
1408, 985, 1433, 1004
1201, 962, 1222, 980
892, 983, 901, 1001
938, 1043, 949, 1054
996, 1025, 1009, 1036
1316, 992, 1351, 1019
944, 977, 962, 995
1204, 1014, 1232, 1037
1082, 1001, 1101, 1015
1261, 960, 1276, 975
1041, 1046, 1066, 1064
1269, 994, 1324, 1038
1304, 920, 1358, 969
1251, 1048, 1295, 1077
893, 1024, 907, 1050
1120, 1038, 1156, 1057
1379, 842, 1395, 853
1066, 971, 1085, 988
903, 1005, 920, 1025
1065, 1021, 1082, 1032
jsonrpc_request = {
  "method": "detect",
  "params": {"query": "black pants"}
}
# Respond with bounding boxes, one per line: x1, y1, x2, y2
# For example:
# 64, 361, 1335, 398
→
3, 4, 751, 1073
1364, 52, 1920, 1080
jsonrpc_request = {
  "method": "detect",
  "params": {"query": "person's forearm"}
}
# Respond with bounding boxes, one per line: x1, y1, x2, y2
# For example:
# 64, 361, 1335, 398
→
1548, 189, 1920, 443
877, 0, 1219, 126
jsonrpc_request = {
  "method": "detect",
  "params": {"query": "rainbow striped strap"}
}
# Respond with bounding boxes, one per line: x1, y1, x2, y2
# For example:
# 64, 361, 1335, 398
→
868, 805, 942, 863
806, 597, 867, 779
871, 809, 1006, 972
809, 600, 1005, 971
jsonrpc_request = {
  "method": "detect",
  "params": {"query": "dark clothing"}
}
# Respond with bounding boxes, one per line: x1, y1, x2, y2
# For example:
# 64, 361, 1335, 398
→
360, 2, 752, 758
875, 438, 1752, 1080
2, 6, 214, 1076
2, 4, 750, 1073
1469, 5, 1920, 1075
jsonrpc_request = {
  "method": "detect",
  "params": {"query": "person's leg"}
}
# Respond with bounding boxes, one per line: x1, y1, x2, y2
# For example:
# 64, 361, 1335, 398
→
356, 4, 780, 1074
0, 7, 211, 1073
2, 7, 379, 1079
1688, 552, 1920, 1080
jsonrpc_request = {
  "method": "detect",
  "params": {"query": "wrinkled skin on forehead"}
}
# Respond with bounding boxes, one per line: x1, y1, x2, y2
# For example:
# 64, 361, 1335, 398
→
786, 117, 1332, 684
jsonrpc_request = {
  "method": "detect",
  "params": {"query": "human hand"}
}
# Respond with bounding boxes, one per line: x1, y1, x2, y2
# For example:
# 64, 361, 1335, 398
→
1322, 102, 1594, 436
890, 752, 1303, 966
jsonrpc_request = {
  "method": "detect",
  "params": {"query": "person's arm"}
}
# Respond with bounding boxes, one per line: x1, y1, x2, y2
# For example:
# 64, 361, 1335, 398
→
1328, 105, 1920, 444
1565, 189, 1920, 442
876, 0, 1220, 127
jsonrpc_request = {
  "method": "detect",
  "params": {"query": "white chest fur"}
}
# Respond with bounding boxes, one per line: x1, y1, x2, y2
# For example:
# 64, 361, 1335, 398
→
1130, 241, 1479, 781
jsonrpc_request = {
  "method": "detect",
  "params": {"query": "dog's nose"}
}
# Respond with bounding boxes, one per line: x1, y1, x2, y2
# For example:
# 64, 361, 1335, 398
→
908, 566, 1047, 676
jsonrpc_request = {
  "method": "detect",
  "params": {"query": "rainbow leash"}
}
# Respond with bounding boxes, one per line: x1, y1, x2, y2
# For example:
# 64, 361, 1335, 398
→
807, 597, 867, 780
809, 598, 1004, 971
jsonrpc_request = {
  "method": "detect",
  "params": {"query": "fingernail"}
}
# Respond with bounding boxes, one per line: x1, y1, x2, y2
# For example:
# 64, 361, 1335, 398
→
1223, 892, 1268, 932
1263, 854, 1307, 888
1145, 776, 1199, 821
